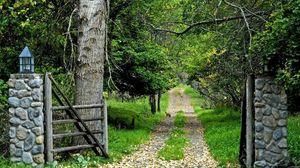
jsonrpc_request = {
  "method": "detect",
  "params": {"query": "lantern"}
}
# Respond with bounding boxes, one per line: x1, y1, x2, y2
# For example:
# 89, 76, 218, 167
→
19, 46, 34, 73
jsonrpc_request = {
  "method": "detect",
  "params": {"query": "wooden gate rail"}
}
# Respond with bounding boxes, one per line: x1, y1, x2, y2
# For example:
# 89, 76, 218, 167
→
44, 73, 109, 162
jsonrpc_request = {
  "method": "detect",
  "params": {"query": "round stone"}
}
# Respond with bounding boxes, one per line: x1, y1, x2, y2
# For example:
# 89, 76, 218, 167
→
34, 116, 43, 127
9, 118, 22, 126
31, 102, 42, 107
16, 126, 29, 140
36, 136, 44, 144
262, 116, 276, 128
9, 127, 16, 138
31, 145, 44, 155
32, 127, 42, 136
255, 122, 264, 132
15, 80, 28, 90
255, 79, 265, 90
278, 119, 287, 126
32, 89, 42, 101
28, 79, 42, 88
8, 79, 16, 87
22, 152, 33, 164
22, 121, 35, 129
9, 89, 18, 97
17, 90, 31, 98
16, 107, 28, 120
24, 132, 35, 151
8, 97, 20, 108
20, 97, 32, 108
273, 128, 282, 141
279, 110, 288, 119
278, 138, 287, 148
16, 141, 24, 148
33, 154, 44, 164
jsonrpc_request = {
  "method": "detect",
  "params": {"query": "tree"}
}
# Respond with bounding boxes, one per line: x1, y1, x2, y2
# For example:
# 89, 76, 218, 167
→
74, 0, 108, 144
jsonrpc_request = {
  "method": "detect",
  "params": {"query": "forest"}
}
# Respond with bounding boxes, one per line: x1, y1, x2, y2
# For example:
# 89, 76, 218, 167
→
0, 0, 300, 167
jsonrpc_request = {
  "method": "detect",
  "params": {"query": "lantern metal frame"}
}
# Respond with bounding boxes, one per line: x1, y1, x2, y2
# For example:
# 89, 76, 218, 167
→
19, 46, 34, 73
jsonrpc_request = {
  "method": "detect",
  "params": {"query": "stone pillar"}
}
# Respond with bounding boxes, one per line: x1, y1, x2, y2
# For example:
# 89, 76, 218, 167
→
254, 77, 289, 167
8, 74, 44, 166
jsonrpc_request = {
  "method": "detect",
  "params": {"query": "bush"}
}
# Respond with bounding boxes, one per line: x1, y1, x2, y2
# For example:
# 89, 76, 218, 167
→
0, 79, 9, 157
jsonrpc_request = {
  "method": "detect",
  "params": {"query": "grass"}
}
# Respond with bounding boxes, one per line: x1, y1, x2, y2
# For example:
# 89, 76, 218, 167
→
185, 86, 240, 167
1, 93, 168, 168
158, 111, 188, 161
288, 114, 300, 166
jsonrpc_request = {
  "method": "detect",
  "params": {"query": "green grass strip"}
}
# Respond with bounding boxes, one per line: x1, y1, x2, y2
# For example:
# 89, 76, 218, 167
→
184, 86, 240, 166
288, 114, 300, 166
158, 111, 188, 161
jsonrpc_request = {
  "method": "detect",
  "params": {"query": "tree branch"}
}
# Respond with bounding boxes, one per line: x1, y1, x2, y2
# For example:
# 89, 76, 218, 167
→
147, 11, 269, 36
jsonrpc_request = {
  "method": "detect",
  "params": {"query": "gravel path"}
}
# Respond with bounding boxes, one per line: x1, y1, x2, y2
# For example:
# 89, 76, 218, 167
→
102, 89, 218, 168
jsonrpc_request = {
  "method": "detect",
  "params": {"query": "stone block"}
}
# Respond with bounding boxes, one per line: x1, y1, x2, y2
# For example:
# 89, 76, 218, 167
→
254, 160, 267, 168
33, 116, 43, 127
15, 108, 28, 120
17, 90, 31, 98
255, 149, 264, 160
15, 80, 29, 90
282, 127, 288, 137
278, 138, 287, 148
36, 136, 43, 144
16, 141, 24, 148
263, 105, 272, 116
8, 97, 20, 108
31, 145, 44, 155
24, 132, 35, 151
33, 154, 44, 164
279, 110, 288, 119
265, 151, 283, 164
28, 79, 42, 88
266, 141, 281, 154
255, 108, 263, 121
262, 116, 276, 128
255, 122, 264, 132
32, 127, 42, 136
31, 102, 42, 107
9, 127, 16, 138
255, 140, 265, 149
22, 121, 35, 129
22, 152, 33, 164
278, 119, 287, 126
8, 79, 16, 87
9, 117, 22, 126
16, 126, 28, 140
271, 84, 280, 95
272, 108, 280, 119
9, 89, 18, 97
273, 128, 282, 141
255, 79, 265, 90
32, 88, 42, 101
264, 127, 273, 143
20, 97, 32, 108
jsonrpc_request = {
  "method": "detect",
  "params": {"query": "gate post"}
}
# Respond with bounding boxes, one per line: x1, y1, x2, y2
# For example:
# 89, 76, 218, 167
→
8, 74, 44, 166
254, 77, 289, 167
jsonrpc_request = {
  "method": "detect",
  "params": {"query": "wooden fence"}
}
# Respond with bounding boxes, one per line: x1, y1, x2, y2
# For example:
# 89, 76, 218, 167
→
44, 73, 108, 162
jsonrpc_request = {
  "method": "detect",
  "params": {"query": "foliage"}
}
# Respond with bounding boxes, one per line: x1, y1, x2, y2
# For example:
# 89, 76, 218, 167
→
288, 114, 300, 166
185, 86, 240, 167
0, 79, 9, 157
251, 0, 300, 90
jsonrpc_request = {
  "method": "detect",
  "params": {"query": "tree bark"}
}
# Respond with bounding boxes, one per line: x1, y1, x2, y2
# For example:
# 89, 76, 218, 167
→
149, 94, 156, 114
157, 91, 161, 112
74, 0, 108, 145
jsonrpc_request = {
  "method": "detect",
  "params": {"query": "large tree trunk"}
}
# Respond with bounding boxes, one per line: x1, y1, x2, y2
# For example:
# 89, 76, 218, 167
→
74, 0, 108, 145
157, 91, 161, 112
149, 94, 156, 114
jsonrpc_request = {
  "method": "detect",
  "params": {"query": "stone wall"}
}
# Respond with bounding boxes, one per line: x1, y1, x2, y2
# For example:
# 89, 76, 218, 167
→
254, 77, 289, 167
8, 74, 44, 166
